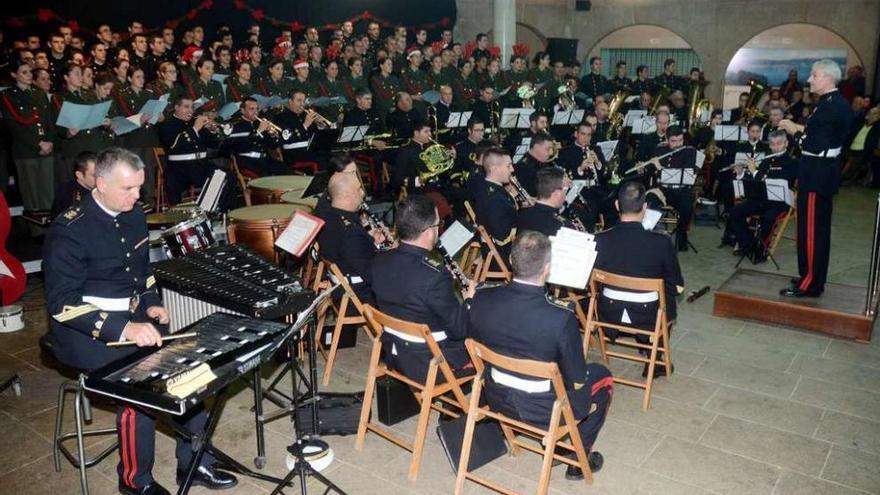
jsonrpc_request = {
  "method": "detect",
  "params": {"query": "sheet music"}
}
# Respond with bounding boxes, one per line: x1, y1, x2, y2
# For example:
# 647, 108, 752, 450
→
631, 116, 656, 134
715, 125, 746, 141
138, 99, 169, 124
659, 168, 696, 186
513, 141, 530, 163
765, 178, 793, 205
217, 102, 241, 121
551, 109, 584, 126
565, 180, 588, 205
197, 169, 226, 212
446, 111, 472, 128
642, 209, 663, 230
696, 150, 706, 169
275, 211, 326, 257
597, 140, 618, 161
548, 227, 597, 290
733, 179, 745, 198
336, 125, 369, 143
439, 220, 475, 257
722, 110, 732, 122
624, 110, 647, 127
500, 108, 534, 129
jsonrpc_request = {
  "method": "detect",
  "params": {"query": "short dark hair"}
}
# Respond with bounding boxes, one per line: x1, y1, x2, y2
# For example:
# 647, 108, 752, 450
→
395, 194, 438, 241
467, 116, 484, 130
196, 58, 213, 69
242, 96, 258, 106
663, 58, 675, 68
616, 60, 626, 68
510, 231, 551, 279
528, 111, 547, 124
589, 56, 601, 65
74, 151, 97, 174
636, 65, 648, 75
747, 119, 763, 130
328, 153, 355, 173
530, 132, 552, 148
617, 180, 646, 214
535, 166, 565, 200
667, 125, 684, 138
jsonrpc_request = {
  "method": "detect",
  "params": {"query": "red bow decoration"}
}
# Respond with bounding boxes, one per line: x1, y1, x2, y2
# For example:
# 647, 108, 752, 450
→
186, 9, 199, 20
36, 8, 55, 22
232, 0, 246, 10
234, 49, 249, 64
430, 41, 445, 55
488, 46, 501, 59
200, 0, 213, 9
462, 40, 477, 60
68, 20, 80, 33
512, 43, 529, 57
290, 21, 302, 32
275, 34, 290, 44
167, 19, 179, 30
439, 18, 450, 27
251, 9, 265, 21
325, 45, 340, 61
360, 10, 371, 20
272, 43, 289, 59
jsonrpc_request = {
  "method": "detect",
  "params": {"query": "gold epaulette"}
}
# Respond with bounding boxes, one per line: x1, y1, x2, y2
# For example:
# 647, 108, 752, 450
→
545, 293, 575, 312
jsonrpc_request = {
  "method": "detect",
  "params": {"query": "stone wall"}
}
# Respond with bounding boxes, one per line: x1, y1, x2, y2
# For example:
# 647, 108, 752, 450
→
454, 0, 879, 101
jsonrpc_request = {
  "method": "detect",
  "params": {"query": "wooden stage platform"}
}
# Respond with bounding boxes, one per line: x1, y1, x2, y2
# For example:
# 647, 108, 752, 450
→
713, 269, 876, 342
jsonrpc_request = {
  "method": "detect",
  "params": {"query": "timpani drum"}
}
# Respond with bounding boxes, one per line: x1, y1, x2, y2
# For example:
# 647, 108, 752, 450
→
247, 175, 313, 204
279, 190, 318, 211
227, 204, 310, 261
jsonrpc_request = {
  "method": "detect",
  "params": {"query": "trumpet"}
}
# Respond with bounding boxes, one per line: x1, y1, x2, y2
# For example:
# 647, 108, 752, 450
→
508, 175, 535, 208
360, 203, 395, 250
255, 116, 291, 140
305, 107, 334, 128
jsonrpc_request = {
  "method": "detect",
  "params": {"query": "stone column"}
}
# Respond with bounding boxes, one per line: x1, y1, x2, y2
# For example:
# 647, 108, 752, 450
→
493, 0, 515, 68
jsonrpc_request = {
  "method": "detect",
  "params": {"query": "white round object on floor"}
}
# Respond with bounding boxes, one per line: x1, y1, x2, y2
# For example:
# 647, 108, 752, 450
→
286, 445, 334, 472
0, 305, 24, 333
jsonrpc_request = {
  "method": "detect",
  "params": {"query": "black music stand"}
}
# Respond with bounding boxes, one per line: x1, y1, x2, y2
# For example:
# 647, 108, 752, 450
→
267, 286, 346, 495
734, 180, 781, 270
659, 167, 699, 254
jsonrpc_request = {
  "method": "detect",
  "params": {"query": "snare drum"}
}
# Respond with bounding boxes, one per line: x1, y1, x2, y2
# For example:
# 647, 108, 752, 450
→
247, 175, 313, 204
227, 204, 309, 261
146, 209, 191, 228
279, 190, 318, 211
162, 213, 216, 257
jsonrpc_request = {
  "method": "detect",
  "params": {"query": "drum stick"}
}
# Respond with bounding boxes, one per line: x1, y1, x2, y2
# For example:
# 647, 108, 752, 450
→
106, 332, 197, 347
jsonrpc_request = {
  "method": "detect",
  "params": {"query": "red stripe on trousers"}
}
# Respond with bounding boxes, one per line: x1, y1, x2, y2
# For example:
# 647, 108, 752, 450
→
127, 407, 137, 488
591, 376, 614, 396
120, 408, 131, 487
800, 193, 816, 291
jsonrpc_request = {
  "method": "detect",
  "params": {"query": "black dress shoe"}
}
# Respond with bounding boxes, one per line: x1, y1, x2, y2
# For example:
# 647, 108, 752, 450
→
118, 481, 171, 495
176, 465, 238, 490
779, 287, 823, 298
790, 277, 802, 286
564, 452, 604, 480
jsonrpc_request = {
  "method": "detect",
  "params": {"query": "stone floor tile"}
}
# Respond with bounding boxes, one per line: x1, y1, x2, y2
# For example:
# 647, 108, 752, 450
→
738, 323, 831, 357
792, 377, 880, 423
821, 446, 880, 494
675, 331, 798, 372
704, 386, 824, 436
609, 387, 716, 442
789, 354, 880, 394
814, 410, 880, 455
692, 356, 800, 398
774, 470, 870, 495
0, 421, 52, 477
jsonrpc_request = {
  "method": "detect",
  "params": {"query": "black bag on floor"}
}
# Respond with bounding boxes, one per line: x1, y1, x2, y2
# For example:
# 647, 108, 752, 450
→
437, 415, 508, 473
375, 376, 421, 426
296, 392, 364, 436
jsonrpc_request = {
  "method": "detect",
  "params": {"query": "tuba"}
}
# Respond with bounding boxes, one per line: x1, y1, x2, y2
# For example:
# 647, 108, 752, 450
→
688, 80, 713, 133
741, 79, 767, 123
606, 88, 631, 140
516, 81, 538, 109
418, 140, 456, 183
557, 79, 578, 112
649, 84, 671, 116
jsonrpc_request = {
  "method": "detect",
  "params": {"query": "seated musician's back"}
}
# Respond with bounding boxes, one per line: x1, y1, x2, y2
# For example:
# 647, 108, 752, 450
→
594, 181, 684, 376
370, 195, 475, 382
469, 231, 612, 479
470, 147, 517, 258
516, 166, 570, 237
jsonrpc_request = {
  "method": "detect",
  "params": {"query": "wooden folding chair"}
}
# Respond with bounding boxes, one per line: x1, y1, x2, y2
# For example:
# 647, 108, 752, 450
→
357, 305, 473, 481
463, 201, 511, 283
152, 147, 168, 212
583, 269, 671, 410
229, 155, 254, 206
455, 339, 592, 495
313, 260, 369, 386
768, 193, 797, 257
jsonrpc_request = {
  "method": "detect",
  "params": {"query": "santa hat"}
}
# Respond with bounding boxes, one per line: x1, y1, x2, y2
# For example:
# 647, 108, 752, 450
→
293, 59, 309, 70
182, 46, 203, 63
406, 47, 421, 60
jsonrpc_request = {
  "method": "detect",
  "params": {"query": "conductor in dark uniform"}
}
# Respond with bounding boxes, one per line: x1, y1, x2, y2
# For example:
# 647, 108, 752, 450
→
469, 231, 612, 479
729, 130, 798, 260
594, 181, 684, 377
157, 96, 221, 205
470, 147, 517, 258
516, 166, 571, 236
370, 194, 475, 381
43, 148, 237, 495
316, 172, 386, 305
779, 59, 854, 297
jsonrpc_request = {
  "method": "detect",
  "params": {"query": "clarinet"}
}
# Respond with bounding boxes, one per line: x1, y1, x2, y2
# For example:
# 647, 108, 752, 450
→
360, 204, 395, 250
508, 176, 534, 208
436, 243, 470, 289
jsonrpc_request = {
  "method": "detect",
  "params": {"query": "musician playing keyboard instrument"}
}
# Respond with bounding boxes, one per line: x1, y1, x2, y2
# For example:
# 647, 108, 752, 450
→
44, 148, 237, 495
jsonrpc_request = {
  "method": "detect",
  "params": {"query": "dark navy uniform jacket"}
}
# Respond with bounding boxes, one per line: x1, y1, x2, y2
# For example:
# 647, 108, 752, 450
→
371, 243, 471, 380
316, 206, 376, 303
594, 221, 684, 325
469, 281, 594, 422
795, 89, 853, 195
157, 115, 219, 159
516, 202, 564, 237
470, 178, 516, 256
44, 193, 162, 370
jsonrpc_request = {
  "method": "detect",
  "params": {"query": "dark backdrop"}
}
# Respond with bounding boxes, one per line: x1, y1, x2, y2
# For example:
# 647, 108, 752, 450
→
5, 0, 457, 43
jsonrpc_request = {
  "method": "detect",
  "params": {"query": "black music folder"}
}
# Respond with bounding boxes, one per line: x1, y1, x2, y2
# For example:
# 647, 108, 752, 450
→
302, 170, 329, 198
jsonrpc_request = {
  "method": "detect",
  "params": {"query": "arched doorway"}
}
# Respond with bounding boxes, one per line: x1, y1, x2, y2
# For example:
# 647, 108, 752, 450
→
586, 25, 701, 81
723, 23, 863, 108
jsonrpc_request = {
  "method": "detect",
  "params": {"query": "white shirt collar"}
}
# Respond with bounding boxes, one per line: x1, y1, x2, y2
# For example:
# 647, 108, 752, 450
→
92, 190, 120, 218
513, 277, 544, 287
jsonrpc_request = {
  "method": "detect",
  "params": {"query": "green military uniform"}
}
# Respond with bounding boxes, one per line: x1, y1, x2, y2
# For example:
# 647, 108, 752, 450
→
308, 62, 323, 83
290, 77, 319, 99
226, 77, 257, 103
53, 89, 114, 184
454, 73, 480, 108
505, 70, 530, 107
427, 68, 455, 91
530, 67, 553, 85
402, 67, 430, 97
258, 76, 292, 99
579, 72, 608, 101
114, 86, 160, 206
370, 73, 403, 124
343, 75, 369, 101
318, 76, 347, 123
2, 85, 56, 222
185, 77, 225, 114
